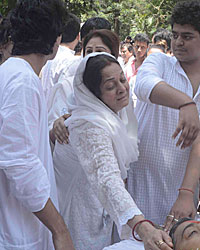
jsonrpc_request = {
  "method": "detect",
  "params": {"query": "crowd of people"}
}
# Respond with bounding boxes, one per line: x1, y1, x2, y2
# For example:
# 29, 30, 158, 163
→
0, 0, 200, 250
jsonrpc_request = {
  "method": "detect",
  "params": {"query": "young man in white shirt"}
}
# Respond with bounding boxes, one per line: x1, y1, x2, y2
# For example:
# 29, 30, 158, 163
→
41, 13, 81, 103
0, 0, 74, 249
128, 0, 200, 238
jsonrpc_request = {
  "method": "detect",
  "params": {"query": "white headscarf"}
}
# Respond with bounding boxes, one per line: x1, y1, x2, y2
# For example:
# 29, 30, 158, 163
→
65, 52, 139, 179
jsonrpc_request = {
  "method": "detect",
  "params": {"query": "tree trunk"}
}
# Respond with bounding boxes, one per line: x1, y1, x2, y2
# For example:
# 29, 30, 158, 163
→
113, 0, 120, 35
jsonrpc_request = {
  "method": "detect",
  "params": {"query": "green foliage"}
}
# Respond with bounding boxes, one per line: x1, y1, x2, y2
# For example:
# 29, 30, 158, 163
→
0, 0, 9, 16
131, 0, 177, 38
0, 0, 16, 16
64, 0, 178, 40
0, 0, 180, 40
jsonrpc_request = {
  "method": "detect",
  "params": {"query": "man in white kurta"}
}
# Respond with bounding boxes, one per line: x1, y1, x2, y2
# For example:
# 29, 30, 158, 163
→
47, 56, 81, 130
41, 45, 77, 103
127, 51, 200, 226
0, 57, 58, 249
0, 1, 75, 249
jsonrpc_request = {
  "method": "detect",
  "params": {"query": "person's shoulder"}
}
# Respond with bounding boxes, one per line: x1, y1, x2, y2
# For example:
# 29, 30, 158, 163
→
1, 57, 35, 78
147, 52, 168, 61
70, 120, 109, 137
144, 52, 173, 67
2, 57, 39, 88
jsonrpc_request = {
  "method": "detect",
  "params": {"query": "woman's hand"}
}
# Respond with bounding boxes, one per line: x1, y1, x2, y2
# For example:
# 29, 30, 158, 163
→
138, 222, 173, 250
172, 104, 200, 149
164, 191, 196, 232
50, 114, 71, 144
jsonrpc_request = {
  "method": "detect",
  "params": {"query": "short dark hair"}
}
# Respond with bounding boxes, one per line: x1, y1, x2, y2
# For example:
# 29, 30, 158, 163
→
0, 17, 11, 46
83, 54, 119, 98
147, 44, 166, 54
169, 217, 192, 250
83, 29, 119, 58
74, 41, 82, 55
0, 17, 12, 63
153, 29, 172, 51
80, 17, 111, 41
61, 13, 80, 44
170, 0, 200, 33
10, 0, 67, 56
134, 33, 150, 45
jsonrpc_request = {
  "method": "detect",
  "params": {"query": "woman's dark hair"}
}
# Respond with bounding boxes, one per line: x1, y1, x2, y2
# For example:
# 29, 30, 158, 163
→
10, 0, 67, 56
83, 54, 119, 98
170, 0, 200, 33
83, 29, 120, 59
169, 217, 192, 250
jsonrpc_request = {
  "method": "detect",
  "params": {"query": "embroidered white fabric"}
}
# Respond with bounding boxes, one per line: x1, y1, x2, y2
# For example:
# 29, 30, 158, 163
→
53, 121, 142, 250
53, 53, 142, 249
69, 122, 142, 239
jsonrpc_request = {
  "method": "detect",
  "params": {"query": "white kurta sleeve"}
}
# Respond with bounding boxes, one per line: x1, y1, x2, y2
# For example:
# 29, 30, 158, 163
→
70, 122, 142, 239
0, 76, 50, 212
134, 53, 168, 103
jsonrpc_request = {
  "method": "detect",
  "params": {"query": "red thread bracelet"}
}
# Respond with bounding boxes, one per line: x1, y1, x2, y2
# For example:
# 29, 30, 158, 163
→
132, 219, 154, 242
178, 101, 196, 109
178, 188, 194, 195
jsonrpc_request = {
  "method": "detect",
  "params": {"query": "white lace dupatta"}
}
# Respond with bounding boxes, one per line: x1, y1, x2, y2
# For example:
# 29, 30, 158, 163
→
65, 52, 139, 179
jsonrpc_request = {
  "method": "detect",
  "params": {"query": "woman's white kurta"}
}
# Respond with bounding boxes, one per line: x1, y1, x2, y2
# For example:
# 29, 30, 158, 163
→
53, 122, 141, 250
53, 53, 141, 250
0, 58, 58, 249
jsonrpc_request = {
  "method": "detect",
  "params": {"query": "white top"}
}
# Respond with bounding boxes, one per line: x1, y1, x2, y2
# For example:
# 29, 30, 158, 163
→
123, 55, 135, 78
53, 122, 141, 250
127, 52, 200, 225
53, 53, 141, 249
41, 45, 76, 102
48, 56, 81, 130
0, 57, 58, 249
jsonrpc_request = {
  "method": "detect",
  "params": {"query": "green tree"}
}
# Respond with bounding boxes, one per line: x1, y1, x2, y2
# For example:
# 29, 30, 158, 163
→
0, 0, 16, 16
64, 0, 178, 40
0, 0, 180, 40
130, 0, 179, 37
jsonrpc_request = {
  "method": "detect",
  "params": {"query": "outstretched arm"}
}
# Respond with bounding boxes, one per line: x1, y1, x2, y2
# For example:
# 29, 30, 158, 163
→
34, 198, 75, 250
164, 134, 200, 231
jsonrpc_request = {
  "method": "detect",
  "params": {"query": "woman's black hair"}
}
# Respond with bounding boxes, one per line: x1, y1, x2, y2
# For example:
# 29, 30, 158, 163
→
83, 54, 119, 98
